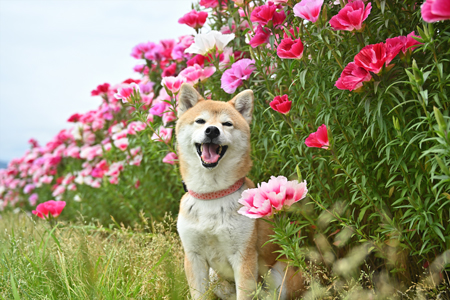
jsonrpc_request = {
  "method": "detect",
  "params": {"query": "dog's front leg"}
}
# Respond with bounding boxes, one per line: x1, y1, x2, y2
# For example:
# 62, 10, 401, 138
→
185, 252, 210, 299
231, 248, 259, 300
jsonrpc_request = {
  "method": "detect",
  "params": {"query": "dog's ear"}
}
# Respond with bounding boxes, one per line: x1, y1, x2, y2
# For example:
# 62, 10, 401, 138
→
177, 84, 204, 117
229, 90, 254, 124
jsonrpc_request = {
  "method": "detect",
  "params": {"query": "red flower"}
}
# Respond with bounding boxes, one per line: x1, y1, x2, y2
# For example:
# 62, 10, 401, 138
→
421, 0, 450, 23
178, 10, 208, 29
270, 95, 292, 114
249, 25, 271, 48
250, 1, 286, 26
335, 62, 372, 91
67, 113, 82, 123
277, 37, 304, 59
162, 63, 177, 77
305, 124, 329, 149
122, 78, 141, 84
354, 43, 387, 74
329, 0, 372, 31
32, 200, 66, 219
385, 36, 405, 65
91, 83, 110, 96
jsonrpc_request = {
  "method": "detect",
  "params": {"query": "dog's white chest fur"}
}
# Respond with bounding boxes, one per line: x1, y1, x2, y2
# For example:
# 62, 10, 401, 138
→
177, 186, 255, 281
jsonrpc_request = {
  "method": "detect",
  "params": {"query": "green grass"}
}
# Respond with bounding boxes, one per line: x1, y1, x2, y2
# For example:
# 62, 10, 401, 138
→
0, 212, 189, 299
1, 212, 448, 299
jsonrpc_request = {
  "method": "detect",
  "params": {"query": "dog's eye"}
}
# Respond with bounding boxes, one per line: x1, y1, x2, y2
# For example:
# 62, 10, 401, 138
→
222, 122, 233, 127
195, 119, 206, 124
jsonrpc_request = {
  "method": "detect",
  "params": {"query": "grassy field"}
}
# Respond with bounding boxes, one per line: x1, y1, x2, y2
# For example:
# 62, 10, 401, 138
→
0, 212, 190, 299
1, 212, 448, 299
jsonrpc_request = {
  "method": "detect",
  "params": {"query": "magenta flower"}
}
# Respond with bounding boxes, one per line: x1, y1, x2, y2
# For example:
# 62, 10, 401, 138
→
162, 152, 178, 165
277, 37, 304, 59
385, 36, 405, 65
421, 0, 450, 23
178, 10, 208, 29
249, 25, 271, 48
162, 76, 186, 94
32, 200, 66, 219
221, 59, 256, 94
270, 95, 292, 114
250, 1, 286, 27
114, 83, 140, 103
305, 124, 329, 149
150, 101, 171, 117
329, 0, 372, 31
403, 31, 423, 54
238, 176, 308, 219
335, 62, 372, 91
293, 0, 324, 23
354, 43, 387, 74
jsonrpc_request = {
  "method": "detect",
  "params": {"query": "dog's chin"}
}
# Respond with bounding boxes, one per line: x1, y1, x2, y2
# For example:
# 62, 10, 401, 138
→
195, 143, 228, 169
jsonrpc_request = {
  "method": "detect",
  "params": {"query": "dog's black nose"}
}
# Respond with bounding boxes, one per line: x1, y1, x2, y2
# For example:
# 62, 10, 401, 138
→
205, 126, 220, 139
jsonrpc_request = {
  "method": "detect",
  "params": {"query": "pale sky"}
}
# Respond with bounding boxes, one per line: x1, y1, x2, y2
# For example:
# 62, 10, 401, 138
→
0, 0, 194, 163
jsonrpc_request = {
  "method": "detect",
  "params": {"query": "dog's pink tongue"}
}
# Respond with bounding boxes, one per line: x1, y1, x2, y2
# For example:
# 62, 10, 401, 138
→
201, 143, 220, 163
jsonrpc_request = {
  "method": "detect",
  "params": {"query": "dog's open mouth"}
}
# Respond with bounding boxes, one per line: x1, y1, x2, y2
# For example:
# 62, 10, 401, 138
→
195, 143, 228, 168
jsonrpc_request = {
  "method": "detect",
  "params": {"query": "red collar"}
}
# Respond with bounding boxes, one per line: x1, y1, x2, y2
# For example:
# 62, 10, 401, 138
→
188, 178, 245, 200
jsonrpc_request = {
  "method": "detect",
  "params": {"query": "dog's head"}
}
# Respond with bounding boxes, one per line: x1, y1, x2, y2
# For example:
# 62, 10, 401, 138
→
175, 84, 253, 190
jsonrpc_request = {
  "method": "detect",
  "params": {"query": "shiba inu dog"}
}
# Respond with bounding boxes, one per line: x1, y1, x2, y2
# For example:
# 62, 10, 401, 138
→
175, 84, 304, 299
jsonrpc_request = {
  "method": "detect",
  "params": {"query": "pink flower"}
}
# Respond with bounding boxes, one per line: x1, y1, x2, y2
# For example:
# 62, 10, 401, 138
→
114, 83, 139, 103
114, 138, 129, 151
91, 160, 109, 178
150, 101, 171, 117
421, 0, 450, 23
151, 126, 173, 143
250, 2, 286, 26
29, 193, 38, 206
32, 200, 66, 219
249, 25, 271, 48
305, 124, 329, 149
403, 31, 423, 54
52, 185, 65, 197
238, 176, 308, 219
163, 110, 177, 125
162, 152, 178, 165
23, 183, 35, 194
238, 188, 273, 219
335, 62, 372, 91
354, 43, 387, 74
179, 64, 216, 85
293, 0, 324, 23
199, 0, 223, 8
277, 37, 304, 59
162, 76, 187, 93
385, 36, 405, 65
221, 59, 256, 94
127, 121, 146, 135
329, 0, 372, 31
178, 10, 208, 29
270, 95, 292, 114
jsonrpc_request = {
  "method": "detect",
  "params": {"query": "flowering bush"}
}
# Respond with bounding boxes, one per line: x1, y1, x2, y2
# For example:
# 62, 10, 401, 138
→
1, 0, 450, 293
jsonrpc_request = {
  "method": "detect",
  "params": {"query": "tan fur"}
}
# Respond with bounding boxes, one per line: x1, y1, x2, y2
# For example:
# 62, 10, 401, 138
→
176, 84, 304, 299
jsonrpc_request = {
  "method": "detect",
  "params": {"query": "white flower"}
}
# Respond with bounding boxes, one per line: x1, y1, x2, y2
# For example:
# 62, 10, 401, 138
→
185, 30, 235, 55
